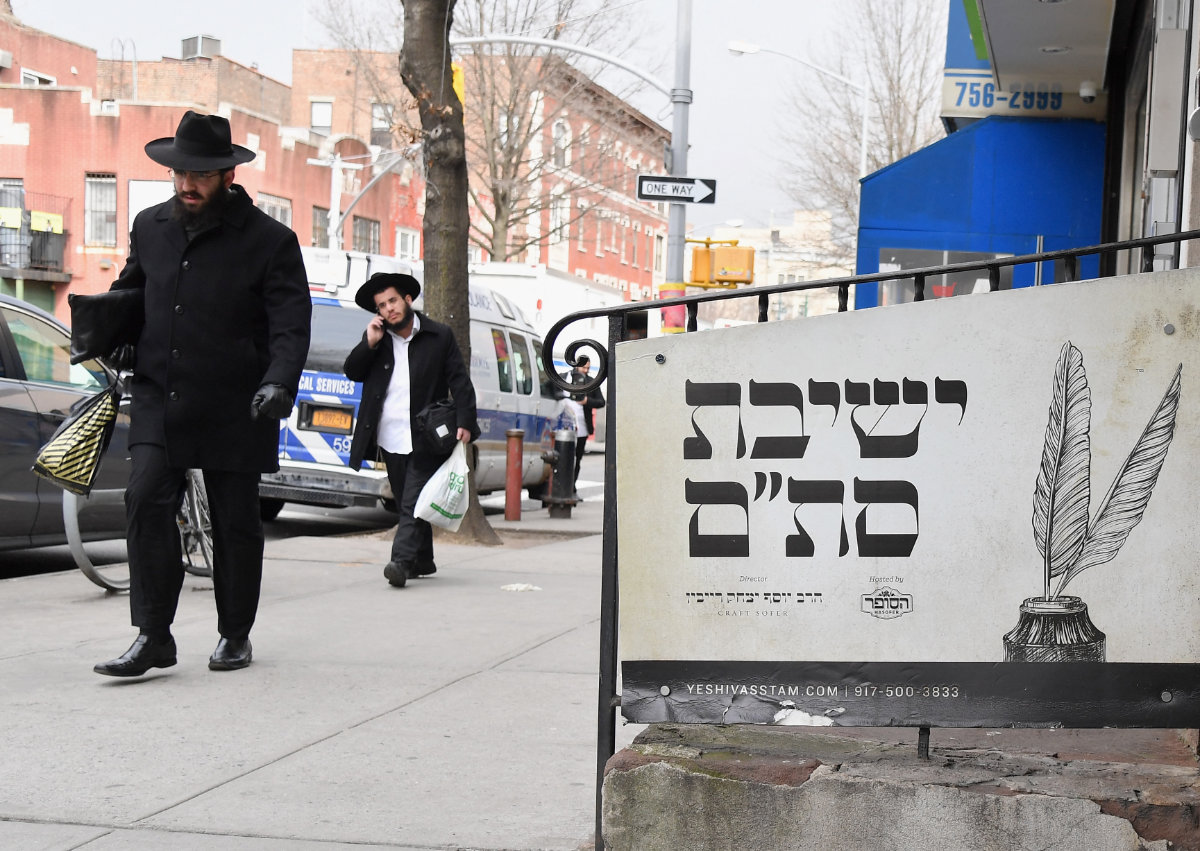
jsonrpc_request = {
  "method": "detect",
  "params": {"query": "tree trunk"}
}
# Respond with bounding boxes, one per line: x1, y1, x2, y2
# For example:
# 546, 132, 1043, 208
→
401, 0, 500, 546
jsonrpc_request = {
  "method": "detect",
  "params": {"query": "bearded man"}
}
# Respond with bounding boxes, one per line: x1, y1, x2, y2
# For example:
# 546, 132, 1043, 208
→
343, 272, 478, 588
93, 111, 311, 677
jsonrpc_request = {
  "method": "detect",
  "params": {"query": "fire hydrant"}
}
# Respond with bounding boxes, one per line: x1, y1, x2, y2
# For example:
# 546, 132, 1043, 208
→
543, 425, 578, 519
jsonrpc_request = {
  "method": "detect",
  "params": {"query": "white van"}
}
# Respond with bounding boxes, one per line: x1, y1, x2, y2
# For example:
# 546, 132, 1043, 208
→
257, 250, 564, 519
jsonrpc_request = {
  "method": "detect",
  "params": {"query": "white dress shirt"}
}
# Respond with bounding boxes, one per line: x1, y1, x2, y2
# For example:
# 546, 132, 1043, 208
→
377, 313, 421, 454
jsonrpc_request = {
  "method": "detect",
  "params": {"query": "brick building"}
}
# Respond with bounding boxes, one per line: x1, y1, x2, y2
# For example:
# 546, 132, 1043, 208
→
292, 48, 670, 301
0, 16, 422, 318
0, 13, 666, 319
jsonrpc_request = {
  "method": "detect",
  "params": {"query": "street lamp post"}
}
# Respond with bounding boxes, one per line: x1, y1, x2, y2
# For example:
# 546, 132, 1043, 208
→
727, 40, 870, 180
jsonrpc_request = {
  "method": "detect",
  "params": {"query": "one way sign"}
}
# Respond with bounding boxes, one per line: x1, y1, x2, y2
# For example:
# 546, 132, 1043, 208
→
636, 175, 717, 204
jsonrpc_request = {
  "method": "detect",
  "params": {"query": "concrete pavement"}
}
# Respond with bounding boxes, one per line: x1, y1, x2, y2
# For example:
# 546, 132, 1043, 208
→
0, 476, 627, 850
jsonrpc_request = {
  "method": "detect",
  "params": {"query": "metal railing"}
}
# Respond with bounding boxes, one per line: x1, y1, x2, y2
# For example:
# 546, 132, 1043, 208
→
539, 225, 1200, 851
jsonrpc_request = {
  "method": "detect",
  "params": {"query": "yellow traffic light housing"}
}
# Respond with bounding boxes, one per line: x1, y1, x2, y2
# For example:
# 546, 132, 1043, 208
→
688, 238, 754, 288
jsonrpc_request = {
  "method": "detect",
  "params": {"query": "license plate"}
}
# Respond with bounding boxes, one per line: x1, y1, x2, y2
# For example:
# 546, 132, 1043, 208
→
311, 408, 352, 430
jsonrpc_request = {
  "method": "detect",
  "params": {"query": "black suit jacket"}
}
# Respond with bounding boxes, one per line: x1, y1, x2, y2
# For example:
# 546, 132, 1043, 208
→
110, 185, 311, 472
343, 312, 479, 470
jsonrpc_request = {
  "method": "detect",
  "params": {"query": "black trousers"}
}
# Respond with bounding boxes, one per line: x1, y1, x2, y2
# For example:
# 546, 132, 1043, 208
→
381, 448, 443, 565
125, 444, 264, 640
573, 435, 588, 491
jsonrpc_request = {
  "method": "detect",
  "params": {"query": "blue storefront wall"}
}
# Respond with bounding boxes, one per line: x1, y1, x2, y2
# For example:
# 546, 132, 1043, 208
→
854, 116, 1106, 308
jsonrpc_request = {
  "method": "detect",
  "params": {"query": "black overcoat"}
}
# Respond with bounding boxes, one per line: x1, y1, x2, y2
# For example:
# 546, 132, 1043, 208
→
343, 312, 479, 470
111, 185, 311, 472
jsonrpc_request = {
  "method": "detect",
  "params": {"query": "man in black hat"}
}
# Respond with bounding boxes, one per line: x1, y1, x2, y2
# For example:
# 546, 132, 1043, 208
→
343, 272, 478, 588
93, 111, 311, 677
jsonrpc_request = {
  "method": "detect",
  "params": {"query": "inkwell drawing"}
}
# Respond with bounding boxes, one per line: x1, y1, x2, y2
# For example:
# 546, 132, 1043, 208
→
1003, 342, 1182, 662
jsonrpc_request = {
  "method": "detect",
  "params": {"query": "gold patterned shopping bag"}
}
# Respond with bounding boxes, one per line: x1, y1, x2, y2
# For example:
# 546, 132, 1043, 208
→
31, 385, 120, 496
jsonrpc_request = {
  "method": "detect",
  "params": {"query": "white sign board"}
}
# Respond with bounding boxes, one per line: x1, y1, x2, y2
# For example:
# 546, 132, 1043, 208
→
617, 269, 1200, 727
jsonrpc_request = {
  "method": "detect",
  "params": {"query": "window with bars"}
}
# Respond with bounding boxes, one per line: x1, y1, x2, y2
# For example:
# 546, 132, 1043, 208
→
312, 206, 329, 248
352, 216, 380, 253
85, 173, 117, 247
256, 193, 292, 227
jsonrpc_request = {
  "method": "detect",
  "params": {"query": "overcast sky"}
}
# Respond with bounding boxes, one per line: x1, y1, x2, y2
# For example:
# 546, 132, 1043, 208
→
14, 0, 859, 234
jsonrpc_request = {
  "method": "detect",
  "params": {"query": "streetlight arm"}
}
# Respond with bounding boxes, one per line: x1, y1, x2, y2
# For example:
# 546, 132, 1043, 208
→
450, 35, 672, 98
728, 41, 863, 93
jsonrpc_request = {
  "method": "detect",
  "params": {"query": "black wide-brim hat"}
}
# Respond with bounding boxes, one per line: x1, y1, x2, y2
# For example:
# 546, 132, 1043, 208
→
145, 110, 256, 170
355, 272, 422, 312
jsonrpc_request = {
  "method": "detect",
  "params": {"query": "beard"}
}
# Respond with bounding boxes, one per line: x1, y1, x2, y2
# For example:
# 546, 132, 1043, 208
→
170, 183, 233, 230
384, 302, 414, 334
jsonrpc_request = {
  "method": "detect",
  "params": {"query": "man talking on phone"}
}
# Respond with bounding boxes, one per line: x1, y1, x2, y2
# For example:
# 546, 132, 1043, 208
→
343, 272, 478, 588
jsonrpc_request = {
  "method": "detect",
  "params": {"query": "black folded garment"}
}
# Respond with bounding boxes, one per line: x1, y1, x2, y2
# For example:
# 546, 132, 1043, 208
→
68, 289, 144, 365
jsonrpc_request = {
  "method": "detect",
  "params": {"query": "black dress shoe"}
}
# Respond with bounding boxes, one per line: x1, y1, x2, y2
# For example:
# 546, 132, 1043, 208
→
414, 559, 437, 577
383, 560, 412, 587
208, 637, 252, 671
94, 634, 177, 677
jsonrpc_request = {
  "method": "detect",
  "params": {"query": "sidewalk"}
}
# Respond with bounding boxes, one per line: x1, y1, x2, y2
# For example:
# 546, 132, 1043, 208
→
0, 479, 622, 850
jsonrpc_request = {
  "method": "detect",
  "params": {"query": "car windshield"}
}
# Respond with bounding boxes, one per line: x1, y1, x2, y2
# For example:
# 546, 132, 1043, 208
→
308, 304, 367, 373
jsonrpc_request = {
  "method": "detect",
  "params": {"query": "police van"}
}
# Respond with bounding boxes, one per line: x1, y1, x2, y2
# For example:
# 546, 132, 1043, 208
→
257, 248, 564, 519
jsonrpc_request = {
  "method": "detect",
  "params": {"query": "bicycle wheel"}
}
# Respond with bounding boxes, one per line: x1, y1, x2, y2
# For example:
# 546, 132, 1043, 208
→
179, 470, 214, 577
63, 489, 130, 592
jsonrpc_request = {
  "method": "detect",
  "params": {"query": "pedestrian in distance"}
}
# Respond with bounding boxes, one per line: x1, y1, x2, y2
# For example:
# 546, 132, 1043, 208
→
569, 354, 605, 492
343, 272, 479, 588
92, 111, 312, 678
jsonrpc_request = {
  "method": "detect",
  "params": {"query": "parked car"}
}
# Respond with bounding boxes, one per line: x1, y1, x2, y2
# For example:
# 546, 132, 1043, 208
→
0, 293, 130, 551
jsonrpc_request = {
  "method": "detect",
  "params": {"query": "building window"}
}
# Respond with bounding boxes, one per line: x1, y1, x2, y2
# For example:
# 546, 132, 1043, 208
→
654, 234, 664, 273
310, 100, 333, 135
371, 103, 394, 147
312, 206, 329, 248
468, 243, 483, 264
595, 214, 604, 256
352, 216, 380, 253
631, 222, 639, 267
396, 226, 420, 261
577, 205, 588, 253
21, 68, 55, 86
552, 120, 569, 168
549, 192, 568, 244
84, 173, 117, 247
498, 109, 519, 150
256, 193, 292, 227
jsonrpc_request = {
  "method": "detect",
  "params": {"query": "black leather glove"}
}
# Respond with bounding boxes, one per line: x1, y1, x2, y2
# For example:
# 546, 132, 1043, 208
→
104, 343, 136, 372
250, 383, 294, 421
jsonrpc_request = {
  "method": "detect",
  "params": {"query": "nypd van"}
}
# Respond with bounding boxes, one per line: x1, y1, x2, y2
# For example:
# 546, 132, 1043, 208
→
257, 248, 564, 519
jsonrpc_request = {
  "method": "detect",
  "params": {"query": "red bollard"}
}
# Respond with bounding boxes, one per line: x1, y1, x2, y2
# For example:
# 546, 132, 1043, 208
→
504, 428, 524, 521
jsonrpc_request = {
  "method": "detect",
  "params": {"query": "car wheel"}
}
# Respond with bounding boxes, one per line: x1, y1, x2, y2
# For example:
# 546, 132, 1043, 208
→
260, 498, 285, 521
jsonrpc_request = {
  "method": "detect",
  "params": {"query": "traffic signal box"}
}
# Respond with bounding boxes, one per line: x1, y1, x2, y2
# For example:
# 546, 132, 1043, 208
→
689, 239, 755, 288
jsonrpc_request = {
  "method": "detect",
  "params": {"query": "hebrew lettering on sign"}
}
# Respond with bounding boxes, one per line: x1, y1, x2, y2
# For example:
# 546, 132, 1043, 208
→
683, 374, 962, 558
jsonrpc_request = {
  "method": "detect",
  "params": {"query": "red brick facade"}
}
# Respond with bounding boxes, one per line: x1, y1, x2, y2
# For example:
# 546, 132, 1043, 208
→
0, 16, 664, 318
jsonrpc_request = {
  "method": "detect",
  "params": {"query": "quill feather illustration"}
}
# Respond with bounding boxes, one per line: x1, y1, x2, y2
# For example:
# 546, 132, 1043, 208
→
1030, 342, 1181, 599
1032, 343, 1091, 600
1053, 362, 1182, 596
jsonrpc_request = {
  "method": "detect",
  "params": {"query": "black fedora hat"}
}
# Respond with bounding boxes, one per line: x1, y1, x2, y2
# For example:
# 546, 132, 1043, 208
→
145, 110, 256, 171
354, 272, 422, 312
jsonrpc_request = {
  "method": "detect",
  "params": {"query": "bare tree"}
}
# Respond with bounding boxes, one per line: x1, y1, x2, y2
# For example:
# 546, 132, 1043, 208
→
315, 0, 653, 263
452, 0, 649, 261
399, 0, 500, 545
780, 0, 947, 262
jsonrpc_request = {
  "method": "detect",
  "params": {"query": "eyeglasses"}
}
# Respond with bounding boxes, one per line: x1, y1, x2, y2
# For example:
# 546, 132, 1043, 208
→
169, 169, 223, 181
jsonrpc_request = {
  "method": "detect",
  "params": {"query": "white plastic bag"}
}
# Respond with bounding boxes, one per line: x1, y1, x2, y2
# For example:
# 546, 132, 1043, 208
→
414, 441, 470, 531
